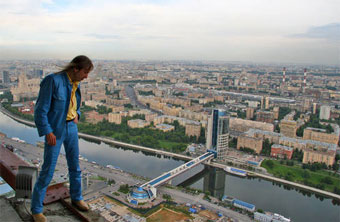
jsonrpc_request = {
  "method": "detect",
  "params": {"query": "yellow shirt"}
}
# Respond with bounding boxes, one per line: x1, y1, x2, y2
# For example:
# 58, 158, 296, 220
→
66, 73, 80, 121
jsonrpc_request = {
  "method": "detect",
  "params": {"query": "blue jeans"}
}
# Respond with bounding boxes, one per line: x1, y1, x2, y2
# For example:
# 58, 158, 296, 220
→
31, 121, 83, 214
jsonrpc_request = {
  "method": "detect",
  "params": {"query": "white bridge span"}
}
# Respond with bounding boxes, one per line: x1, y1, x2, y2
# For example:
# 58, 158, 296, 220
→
142, 152, 215, 188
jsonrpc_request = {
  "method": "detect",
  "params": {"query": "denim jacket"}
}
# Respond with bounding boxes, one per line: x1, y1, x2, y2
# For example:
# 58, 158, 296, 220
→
34, 72, 81, 138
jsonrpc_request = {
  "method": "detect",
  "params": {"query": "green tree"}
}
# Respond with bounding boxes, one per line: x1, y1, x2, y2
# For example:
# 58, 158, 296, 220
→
302, 170, 310, 179
320, 176, 333, 185
118, 184, 130, 194
0, 91, 13, 101
162, 194, 172, 201
266, 160, 274, 169
228, 137, 237, 148
261, 139, 272, 156
237, 110, 246, 119
278, 107, 291, 120
198, 127, 206, 144
96, 105, 112, 114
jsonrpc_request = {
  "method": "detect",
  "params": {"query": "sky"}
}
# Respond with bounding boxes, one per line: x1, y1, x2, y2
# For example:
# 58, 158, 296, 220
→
0, 0, 339, 65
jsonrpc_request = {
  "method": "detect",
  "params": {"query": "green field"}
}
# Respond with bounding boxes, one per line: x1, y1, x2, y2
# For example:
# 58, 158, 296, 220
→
261, 160, 340, 194
158, 140, 187, 152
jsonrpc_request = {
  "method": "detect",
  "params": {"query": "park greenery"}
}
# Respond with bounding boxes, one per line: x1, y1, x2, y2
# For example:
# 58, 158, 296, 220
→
90, 175, 107, 181
105, 87, 120, 96
237, 110, 246, 119
203, 100, 224, 108
297, 114, 334, 137
162, 194, 172, 202
0, 91, 13, 101
1, 98, 205, 153
293, 111, 302, 121
138, 90, 154, 96
228, 137, 237, 148
239, 147, 256, 154
2, 103, 34, 121
173, 91, 184, 97
278, 107, 291, 120
97, 105, 112, 114
118, 184, 130, 194
78, 116, 205, 153
260, 139, 272, 156
261, 159, 340, 194
291, 149, 304, 162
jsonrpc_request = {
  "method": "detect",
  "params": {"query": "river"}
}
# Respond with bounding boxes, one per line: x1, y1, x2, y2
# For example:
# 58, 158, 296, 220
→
0, 112, 339, 222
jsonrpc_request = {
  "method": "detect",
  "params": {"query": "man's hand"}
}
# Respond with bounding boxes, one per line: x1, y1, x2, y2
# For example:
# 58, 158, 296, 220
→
46, 132, 56, 146
74, 116, 79, 124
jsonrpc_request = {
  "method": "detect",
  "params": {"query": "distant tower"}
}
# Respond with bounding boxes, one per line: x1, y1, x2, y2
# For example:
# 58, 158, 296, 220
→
319, 105, 331, 120
273, 107, 280, 119
206, 109, 229, 161
246, 107, 254, 120
2, 71, 10, 84
261, 96, 264, 109
313, 103, 317, 115
303, 68, 307, 93
265, 97, 270, 109
282, 67, 286, 88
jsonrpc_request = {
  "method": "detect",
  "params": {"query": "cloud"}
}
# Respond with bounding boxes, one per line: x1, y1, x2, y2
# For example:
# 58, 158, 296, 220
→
0, 0, 339, 64
290, 23, 340, 41
86, 33, 121, 40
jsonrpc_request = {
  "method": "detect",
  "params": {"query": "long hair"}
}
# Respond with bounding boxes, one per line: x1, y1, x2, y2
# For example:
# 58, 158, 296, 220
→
60, 55, 94, 74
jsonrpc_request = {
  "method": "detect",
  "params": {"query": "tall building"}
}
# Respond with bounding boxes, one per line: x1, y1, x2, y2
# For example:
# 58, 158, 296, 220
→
281, 67, 286, 89
206, 109, 229, 161
319, 105, 331, 120
2, 71, 10, 84
32, 69, 43, 78
185, 123, 201, 139
313, 103, 318, 114
246, 107, 254, 120
279, 120, 297, 138
265, 96, 270, 109
273, 107, 279, 119
303, 127, 339, 145
256, 111, 274, 124
303, 68, 307, 93
108, 112, 122, 124
10, 73, 40, 101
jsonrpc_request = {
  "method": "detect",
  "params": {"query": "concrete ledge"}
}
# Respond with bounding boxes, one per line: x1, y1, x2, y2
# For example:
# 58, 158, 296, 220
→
0, 198, 23, 222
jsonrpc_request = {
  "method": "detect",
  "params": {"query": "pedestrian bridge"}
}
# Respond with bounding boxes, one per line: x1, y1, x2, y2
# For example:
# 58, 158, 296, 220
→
142, 151, 215, 188
128, 151, 216, 204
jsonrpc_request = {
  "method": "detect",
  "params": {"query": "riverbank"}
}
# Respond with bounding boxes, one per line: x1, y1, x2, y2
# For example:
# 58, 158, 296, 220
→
1, 106, 340, 201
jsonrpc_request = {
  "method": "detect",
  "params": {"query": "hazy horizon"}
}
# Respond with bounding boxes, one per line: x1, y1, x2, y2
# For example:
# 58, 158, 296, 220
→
1, 0, 339, 65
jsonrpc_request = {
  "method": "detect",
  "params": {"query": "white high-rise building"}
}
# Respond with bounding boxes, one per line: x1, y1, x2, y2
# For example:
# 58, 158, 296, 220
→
319, 105, 331, 120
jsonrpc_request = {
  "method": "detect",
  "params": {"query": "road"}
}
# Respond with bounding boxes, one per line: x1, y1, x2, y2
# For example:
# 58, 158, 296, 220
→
158, 187, 252, 222
124, 85, 163, 115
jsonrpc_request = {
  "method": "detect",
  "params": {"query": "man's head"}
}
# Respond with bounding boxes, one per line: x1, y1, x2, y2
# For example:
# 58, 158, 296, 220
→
63, 55, 93, 82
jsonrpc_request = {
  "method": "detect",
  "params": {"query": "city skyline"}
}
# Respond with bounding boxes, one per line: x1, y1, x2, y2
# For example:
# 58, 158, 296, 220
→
0, 0, 339, 65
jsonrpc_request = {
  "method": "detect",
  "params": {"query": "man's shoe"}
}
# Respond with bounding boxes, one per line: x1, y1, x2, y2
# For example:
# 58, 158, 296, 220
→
32, 213, 47, 222
71, 200, 89, 211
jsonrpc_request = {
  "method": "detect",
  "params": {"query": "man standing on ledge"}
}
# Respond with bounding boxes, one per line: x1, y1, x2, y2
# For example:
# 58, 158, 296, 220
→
31, 55, 93, 222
